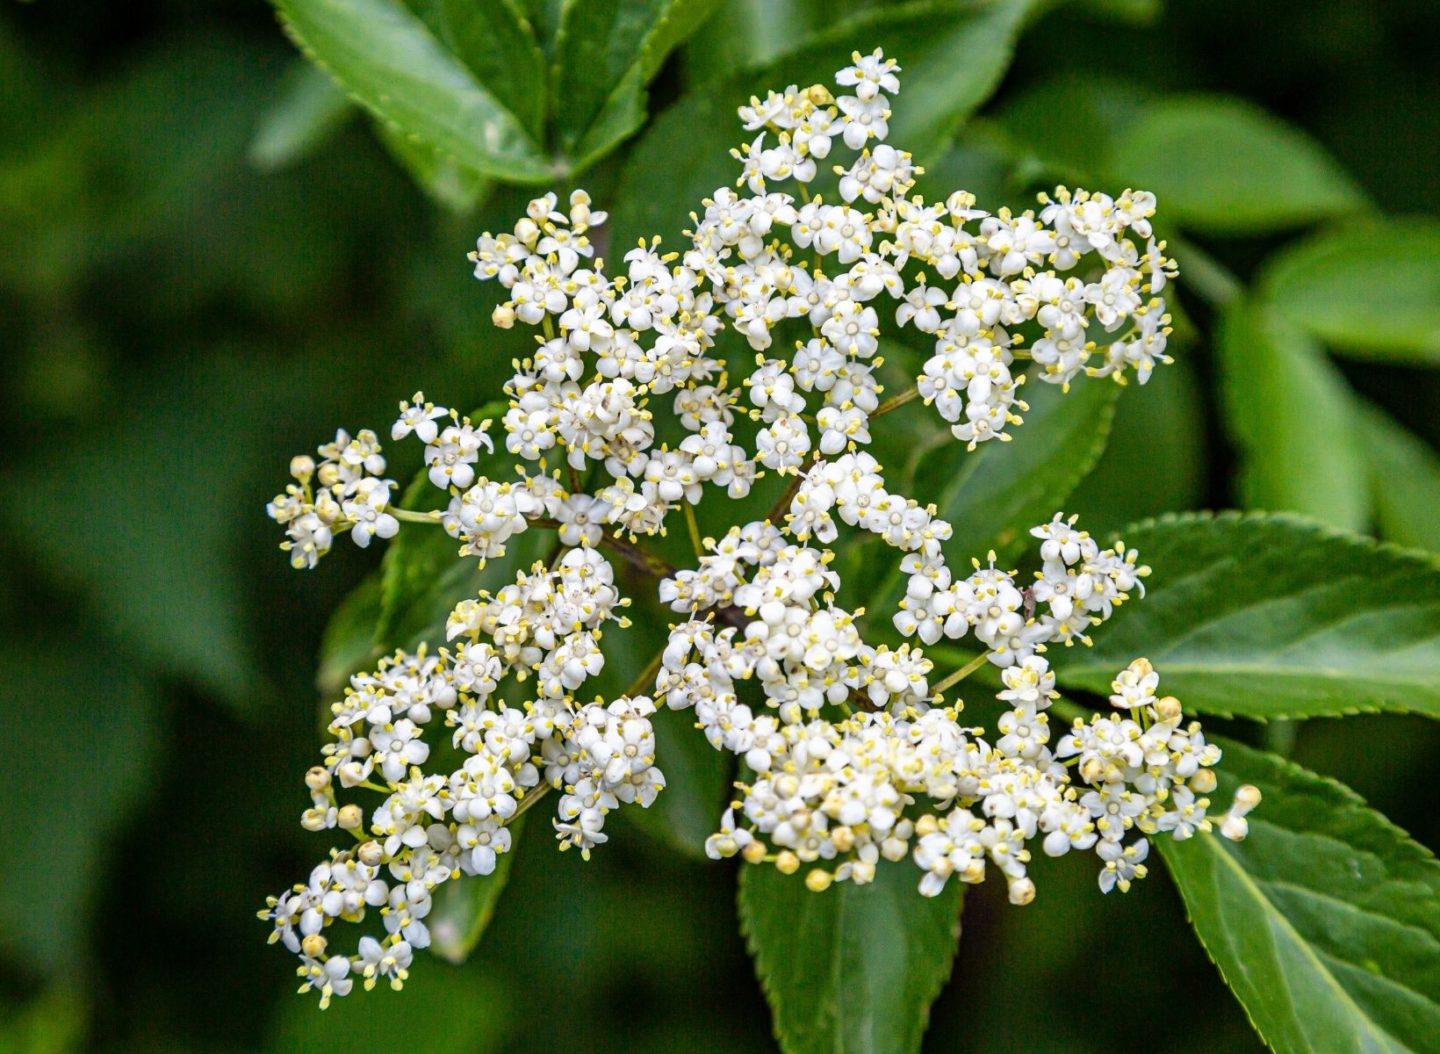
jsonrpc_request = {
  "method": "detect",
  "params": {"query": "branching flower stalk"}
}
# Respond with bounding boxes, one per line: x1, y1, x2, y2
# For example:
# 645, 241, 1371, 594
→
260, 49, 1258, 1007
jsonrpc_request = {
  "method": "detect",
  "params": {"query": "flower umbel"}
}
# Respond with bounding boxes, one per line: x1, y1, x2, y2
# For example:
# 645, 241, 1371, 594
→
261, 49, 1251, 1005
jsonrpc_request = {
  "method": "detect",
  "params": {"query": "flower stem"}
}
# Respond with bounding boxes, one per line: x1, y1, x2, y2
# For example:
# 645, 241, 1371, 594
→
682, 502, 704, 558
931, 652, 992, 698
391, 507, 443, 525
873, 386, 919, 418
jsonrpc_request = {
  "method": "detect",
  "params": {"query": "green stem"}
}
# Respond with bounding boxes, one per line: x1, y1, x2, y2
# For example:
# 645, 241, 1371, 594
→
682, 502, 704, 558
873, 386, 919, 418
931, 652, 992, 698
391, 507, 443, 525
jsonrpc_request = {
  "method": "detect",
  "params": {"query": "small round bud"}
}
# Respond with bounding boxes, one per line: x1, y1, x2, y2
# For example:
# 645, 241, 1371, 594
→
337, 804, 363, 831
1234, 784, 1262, 811
514, 218, 540, 245
492, 304, 516, 329
741, 841, 767, 865
1155, 696, 1183, 723
304, 766, 331, 792
1220, 816, 1250, 842
301, 933, 327, 958
317, 463, 341, 488
805, 869, 834, 892
1189, 769, 1218, 794
831, 825, 855, 853
915, 813, 940, 837
300, 807, 330, 832
357, 841, 383, 867
290, 455, 316, 482
775, 851, 800, 875
1007, 876, 1036, 906
960, 859, 987, 884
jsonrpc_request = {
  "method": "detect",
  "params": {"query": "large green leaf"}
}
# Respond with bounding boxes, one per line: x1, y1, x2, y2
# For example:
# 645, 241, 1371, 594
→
438, 0, 548, 138
1355, 401, 1440, 553
1110, 96, 1366, 235
553, 0, 723, 170
317, 571, 385, 696
429, 818, 525, 963
1260, 221, 1440, 364
1161, 739, 1440, 1054
681, 0, 888, 85
273, 0, 552, 183
611, 0, 1032, 248
739, 861, 962, 1054
1055, 512, 1440, 720
1217, 297, 1369, 531
249, 60, 356, 171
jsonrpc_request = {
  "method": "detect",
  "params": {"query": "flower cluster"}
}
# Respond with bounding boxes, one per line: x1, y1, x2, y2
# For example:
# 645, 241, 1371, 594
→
261, 548, 663, 1007
661, 518, 1244, 901
261, 49, 1254, 1008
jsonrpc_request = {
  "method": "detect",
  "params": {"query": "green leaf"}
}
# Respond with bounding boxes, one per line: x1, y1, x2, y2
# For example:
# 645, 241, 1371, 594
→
1260, 220, 1440, 364
272, 0, 551, 183
438, 0, 548, 138
249, 59, 356, 171
991, 72, 1154, 181
375, 472, 551, 654
739, 861, 962, 1054
1217, 297, 1370, 531
927, 373, 1123, 560
1055, 512, 1440, 720
428, 818, 525, 963
611, 0, 1032, 248
1110, 96, 1366, 235
317, 571, 385, 697
1355, 401, 1440, 553
269, 954, 512, 1049
856, 373, 1120, 621
638, 704, 733, 856
1160, 738, 1440, 1054
681, 0, 888, 85
553, 0, 723, 170
373, 118, 492, 214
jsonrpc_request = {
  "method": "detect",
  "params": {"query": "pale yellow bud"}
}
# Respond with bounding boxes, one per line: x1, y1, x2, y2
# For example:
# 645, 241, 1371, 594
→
805, 869, 834, 892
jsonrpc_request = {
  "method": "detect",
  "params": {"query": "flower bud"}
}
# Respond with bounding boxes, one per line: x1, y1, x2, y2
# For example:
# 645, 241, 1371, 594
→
357, 841, 383, 867
741, 841, 767, 865
305, 766, 331, 792
492, 304, 516, 329
775, 851, 800, 875
805, 869, 834, 892
301, 933, 327, 958
338, 804, 363, 831
1155, 696, 1183, 723
290, 455, 316, 483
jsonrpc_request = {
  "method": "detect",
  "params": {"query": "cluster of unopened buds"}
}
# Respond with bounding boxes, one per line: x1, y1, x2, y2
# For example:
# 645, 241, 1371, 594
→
262, 49, 1255, 1007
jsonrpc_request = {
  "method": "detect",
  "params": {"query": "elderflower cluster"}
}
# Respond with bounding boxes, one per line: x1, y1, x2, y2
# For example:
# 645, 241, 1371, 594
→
661, 518, 1250, 901
260, 50, 1254, 1008
261, 548, 664, 1007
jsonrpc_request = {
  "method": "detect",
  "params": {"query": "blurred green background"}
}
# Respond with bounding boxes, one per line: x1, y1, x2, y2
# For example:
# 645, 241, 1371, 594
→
3, 1, 1438, 1051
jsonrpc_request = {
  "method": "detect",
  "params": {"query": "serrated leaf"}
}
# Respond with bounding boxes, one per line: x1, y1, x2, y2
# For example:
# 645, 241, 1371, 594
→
438, 0, 548, 138
1055, 512, 1440, 720
739, 861, 962, 1054
1160, 738, 1440, 1054
1259, 220, 1440, 364
611, 0, 1032, 249
249, 60, 356, 171
552, 0, 722, 170
1217, 297, 1370, 531
273, 0, 551, 183
1355, 401, 1440, 553
428, 817, 524, 963
1110, 96, 1366, 235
